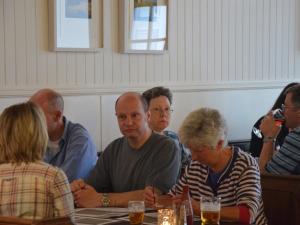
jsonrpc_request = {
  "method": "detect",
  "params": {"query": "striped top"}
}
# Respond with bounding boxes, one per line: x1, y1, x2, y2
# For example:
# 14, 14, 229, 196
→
0, 162, 74, 220
169, 147, 268, 225
266, 126, 300, 174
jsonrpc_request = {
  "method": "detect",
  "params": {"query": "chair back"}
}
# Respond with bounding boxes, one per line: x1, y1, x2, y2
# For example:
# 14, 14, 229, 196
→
261, 173, 300, 225
33, 216, 74, 225
0, 216, 74, 225
0, 216, 32, 225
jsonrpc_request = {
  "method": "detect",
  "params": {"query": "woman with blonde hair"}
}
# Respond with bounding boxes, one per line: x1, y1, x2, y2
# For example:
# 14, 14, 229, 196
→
0, 102, 74, 220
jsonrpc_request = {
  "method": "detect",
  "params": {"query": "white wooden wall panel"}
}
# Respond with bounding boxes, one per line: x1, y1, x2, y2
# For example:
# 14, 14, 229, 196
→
25, 0, 37, 85
1, 0, 300, 149
36, 0, 47, 85
200, 0, 208, 81
4, 0, 16, 87
192, 0, 200, 81
221, 0, 229, 81
15, 0, 26, 86
0, 0, 299, 89
0, 0, 5, 87
169, 0, 178, 81
185, 0, 193, 81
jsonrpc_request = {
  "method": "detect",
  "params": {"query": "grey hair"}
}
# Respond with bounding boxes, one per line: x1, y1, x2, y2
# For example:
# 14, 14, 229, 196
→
178, 108, 228, 149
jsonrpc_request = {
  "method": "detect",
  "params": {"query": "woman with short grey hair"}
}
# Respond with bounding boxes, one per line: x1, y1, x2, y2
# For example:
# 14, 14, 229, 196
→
179, 108, 227, 149
145, 107, 267, 225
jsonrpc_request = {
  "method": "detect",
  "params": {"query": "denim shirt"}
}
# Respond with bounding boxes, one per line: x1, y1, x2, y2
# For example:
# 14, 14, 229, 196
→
44, 117, 98, 182
163, 130, 191, 176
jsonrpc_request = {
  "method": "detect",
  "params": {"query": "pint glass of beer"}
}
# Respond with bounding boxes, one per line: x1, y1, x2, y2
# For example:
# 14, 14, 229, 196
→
128, 201, 145, 225
200, 196, 221, 225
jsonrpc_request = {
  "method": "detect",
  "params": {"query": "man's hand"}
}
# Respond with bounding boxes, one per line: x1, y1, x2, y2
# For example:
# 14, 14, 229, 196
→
70, 179, 86, 193
260, 112, 280, 138
73, 184, 102, 208
144, 186, 156, 208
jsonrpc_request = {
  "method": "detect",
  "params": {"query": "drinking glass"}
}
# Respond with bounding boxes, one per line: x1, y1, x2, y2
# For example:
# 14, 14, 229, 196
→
252, 108, 285, 139
128, 201, 145, 225
200, 196, 221, 225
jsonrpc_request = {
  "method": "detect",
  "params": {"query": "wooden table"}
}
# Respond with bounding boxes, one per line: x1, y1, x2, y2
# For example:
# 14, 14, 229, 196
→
75, 208, 249, 225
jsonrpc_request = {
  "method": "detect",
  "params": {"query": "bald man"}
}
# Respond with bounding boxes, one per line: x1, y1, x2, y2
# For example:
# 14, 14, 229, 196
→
30, 89, 98, 182
71, 92, 180, 208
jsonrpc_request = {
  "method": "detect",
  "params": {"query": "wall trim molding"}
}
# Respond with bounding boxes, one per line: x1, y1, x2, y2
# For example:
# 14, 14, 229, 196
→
0, 80, 297, 97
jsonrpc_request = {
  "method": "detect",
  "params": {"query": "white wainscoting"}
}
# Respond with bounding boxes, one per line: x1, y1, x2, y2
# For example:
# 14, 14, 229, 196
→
0, 87, 283, 151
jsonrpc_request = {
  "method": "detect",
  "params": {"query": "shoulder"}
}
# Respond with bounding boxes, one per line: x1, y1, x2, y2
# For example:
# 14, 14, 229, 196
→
65, 120, 90, 137
31, 162, 68, 181
283, 128, 300, 147
151, 132, 176, 145
233, 147, 258, 171
102, 137, 126, 155
163, 130, 179, 140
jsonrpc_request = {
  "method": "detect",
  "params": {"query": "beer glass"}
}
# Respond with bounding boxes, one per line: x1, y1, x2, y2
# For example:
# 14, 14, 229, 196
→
200, 196, 221, 225
128, 201, 145, 225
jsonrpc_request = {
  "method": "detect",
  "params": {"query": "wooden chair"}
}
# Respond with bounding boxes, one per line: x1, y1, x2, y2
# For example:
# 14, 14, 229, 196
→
0, 216, 74, 225
0, 216, 32, 225
260, 173, 300, 225
33, 216, 74, 225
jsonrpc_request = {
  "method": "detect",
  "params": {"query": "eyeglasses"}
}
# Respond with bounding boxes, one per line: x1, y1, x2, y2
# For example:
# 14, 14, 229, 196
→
151, 107, 173, 115
281, 104, 297, 111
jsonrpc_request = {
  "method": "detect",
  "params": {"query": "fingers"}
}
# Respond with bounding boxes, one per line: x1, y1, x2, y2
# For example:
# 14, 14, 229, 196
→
70, 179, 86, 192
144, 186, 155, 207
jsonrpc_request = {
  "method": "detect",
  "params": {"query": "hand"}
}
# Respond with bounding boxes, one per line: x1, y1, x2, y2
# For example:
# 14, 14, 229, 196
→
260, 113, 280, 137
144, 186, 156, 208
73, 184, 102, 208
70, 179, 86, 193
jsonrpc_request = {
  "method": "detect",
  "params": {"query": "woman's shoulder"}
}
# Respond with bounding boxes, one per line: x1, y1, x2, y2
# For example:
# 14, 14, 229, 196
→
233, 147, 258, 168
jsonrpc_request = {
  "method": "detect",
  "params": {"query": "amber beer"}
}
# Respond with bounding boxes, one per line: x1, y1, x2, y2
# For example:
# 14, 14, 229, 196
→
128, 201, 145, 225
129, 211, 145, 225
200, 196, 221, 225
201, 210, 220, 225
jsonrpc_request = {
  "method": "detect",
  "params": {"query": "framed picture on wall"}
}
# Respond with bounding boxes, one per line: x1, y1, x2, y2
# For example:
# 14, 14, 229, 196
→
119, 0, 168, 54
49, 0, 103, 51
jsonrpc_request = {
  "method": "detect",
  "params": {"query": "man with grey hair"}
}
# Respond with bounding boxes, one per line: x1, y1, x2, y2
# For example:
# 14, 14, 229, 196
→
145, 108, 267, 225
259, 84, 300, 174
30, 88, 98, 182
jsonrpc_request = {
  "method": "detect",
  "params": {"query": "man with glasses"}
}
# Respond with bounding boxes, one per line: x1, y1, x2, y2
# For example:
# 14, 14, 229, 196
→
143, 86, 191, 176
71, 92, 180, 207
259, 84, 300, 174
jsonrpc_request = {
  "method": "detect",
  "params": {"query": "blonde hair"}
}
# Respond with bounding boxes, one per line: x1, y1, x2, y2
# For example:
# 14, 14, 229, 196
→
178, 108, 228, 149
0, 102, 48, 164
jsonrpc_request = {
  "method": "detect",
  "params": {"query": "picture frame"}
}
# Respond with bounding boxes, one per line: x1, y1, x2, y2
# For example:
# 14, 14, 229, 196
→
49, 0, 103, 52
119, 0, 168, 54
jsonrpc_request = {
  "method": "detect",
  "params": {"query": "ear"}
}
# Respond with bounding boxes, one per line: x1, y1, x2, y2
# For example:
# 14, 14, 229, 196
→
54, 110, 63, 122
146, 110, 151, 122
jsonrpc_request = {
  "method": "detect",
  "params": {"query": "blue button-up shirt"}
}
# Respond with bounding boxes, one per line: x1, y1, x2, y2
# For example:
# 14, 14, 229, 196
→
44, 117, 98, 182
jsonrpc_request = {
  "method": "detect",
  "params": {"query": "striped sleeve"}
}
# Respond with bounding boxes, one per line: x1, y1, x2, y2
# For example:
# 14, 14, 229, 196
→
266, 129, 300, 174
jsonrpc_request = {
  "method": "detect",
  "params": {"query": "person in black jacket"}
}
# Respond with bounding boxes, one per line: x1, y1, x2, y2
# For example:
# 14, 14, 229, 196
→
249, 82, 298, 157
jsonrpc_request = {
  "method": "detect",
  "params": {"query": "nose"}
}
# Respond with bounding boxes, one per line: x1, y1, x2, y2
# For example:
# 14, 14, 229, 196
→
125, 116, 133, 125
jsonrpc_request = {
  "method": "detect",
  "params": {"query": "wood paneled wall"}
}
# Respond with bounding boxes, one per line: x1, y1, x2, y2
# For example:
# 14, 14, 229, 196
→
0, 0, 300, 149
0, 0, 299, 94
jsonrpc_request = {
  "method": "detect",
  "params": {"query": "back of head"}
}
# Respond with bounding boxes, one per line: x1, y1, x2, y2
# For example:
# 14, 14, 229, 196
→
30, 88, 64, 113
285, 84, 300, 108
179, 107, 228, 148
142, 86, 173, 105
272, 82, 299, 110
0, 102, 48, 164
